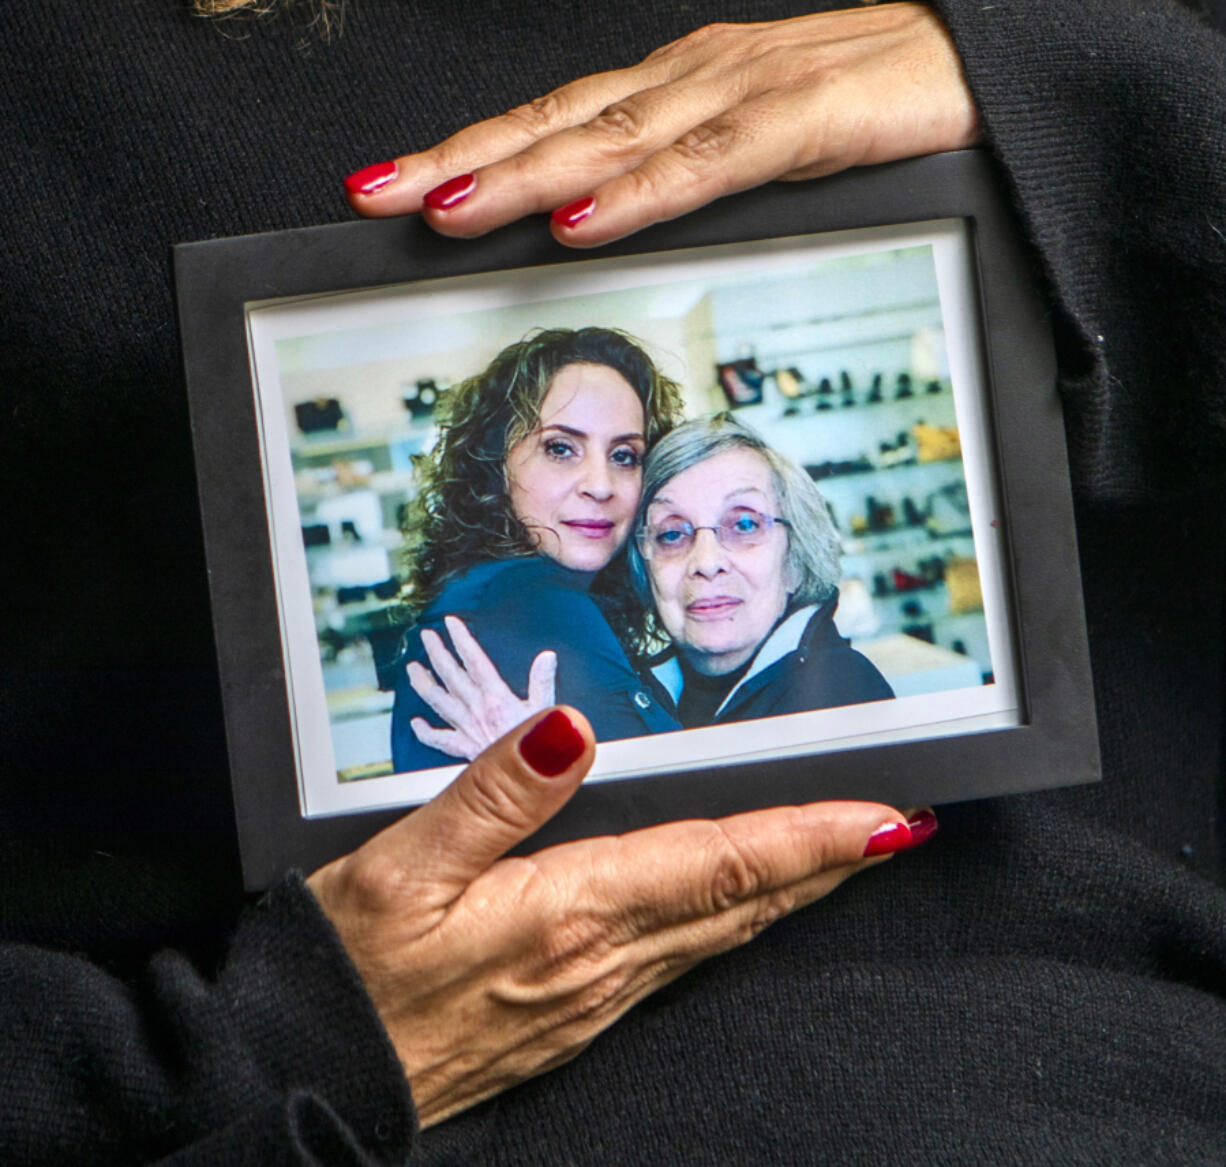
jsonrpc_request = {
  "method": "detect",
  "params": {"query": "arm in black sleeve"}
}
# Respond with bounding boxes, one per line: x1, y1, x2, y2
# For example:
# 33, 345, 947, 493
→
0, 875, 414, 1166
931, 0, 1226, 498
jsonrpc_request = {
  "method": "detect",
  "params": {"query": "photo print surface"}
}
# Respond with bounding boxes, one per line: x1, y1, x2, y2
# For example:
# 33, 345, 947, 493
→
244, 220, 1020, 818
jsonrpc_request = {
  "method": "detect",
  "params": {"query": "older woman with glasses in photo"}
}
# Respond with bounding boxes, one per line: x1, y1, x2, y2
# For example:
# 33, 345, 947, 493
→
630, 414, 893, 728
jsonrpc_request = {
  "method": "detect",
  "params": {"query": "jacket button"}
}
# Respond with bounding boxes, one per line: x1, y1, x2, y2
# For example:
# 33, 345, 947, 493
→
632, 690, 651, 709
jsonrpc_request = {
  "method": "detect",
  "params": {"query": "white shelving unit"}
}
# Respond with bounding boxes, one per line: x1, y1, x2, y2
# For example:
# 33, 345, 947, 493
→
291, 424, 430, 780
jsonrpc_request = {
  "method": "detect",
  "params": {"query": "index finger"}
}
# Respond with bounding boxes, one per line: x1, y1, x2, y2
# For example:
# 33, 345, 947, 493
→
537, 800, 911, 939
443, 615, 515, 694
344, 61, 671, 215
420, 627, 481, 705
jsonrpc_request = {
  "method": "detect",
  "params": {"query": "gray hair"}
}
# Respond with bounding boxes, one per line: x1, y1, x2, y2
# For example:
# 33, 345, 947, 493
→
628, 413, 842, 611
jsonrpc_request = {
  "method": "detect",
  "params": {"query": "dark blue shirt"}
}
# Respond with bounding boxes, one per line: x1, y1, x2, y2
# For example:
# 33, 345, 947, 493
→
391, 557, 680, 773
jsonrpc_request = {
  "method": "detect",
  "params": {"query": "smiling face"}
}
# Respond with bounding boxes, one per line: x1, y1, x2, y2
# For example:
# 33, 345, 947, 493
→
644, 447, 796, 676
505, 362, 647, 573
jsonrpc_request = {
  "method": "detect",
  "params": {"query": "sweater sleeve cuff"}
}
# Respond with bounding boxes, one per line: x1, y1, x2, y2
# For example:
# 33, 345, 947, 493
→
212, 872, 417, 1164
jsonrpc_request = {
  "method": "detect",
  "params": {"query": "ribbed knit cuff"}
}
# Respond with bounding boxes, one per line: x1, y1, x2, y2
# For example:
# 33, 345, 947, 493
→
216, 872, 417, 1165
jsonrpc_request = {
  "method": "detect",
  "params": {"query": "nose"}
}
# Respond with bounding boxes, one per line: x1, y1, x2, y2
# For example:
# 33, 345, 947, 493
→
685, 526, 729, 579
578, 457, 614, 501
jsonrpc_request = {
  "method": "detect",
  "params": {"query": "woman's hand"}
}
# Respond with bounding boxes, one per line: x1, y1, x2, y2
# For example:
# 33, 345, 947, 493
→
308, 706, 935, 1128
407, 615, 557, 761
344, 3, 979, 246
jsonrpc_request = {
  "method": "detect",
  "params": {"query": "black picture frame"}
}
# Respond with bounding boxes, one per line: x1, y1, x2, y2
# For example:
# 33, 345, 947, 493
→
175, 149, 1098, 891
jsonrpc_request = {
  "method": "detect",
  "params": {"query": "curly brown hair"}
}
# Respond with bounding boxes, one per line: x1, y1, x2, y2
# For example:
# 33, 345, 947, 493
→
194, 0, 341, 39
398, 327, 684, 619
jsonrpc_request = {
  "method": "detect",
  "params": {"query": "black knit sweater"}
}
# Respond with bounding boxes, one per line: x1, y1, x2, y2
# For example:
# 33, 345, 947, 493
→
1, 2, 1223, 1164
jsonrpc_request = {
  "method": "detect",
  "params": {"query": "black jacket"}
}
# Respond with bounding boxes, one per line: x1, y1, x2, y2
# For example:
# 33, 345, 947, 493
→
649, 596, 893, 725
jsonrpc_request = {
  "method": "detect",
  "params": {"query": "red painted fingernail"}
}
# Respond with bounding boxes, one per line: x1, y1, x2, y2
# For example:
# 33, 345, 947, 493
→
518, 710, 585, 777
551, 196, 595, 230
863, 810, 939, 857
863, 821, 912, 857
423, 173, 476, 211
344, 161, 398, 196
905, 809, 940, 848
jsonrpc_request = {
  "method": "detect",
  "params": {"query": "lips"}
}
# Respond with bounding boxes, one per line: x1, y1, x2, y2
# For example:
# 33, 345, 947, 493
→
562, 519, 616, 539
686, 595, 743, 620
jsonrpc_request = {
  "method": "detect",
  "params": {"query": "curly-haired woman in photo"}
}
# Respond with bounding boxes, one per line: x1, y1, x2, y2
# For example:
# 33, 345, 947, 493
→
390, 326, 685, 772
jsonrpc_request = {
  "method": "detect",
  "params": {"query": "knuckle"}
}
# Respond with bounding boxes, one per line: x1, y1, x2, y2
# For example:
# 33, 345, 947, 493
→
621, 162, 676, 209
426, 136, 475, 183
705, 823, 766, 911
745, 887, 797, 939
535, 912, 615, 977
712, 889, 799, 955
672, 121, 733, 169
334, 849, 410, 914
455, 757, 538, 834
496, 855, 551, 903
688, 886, 799, 963
505, 88, 571, 136
644, 21, 733, 69
587, 101, 650, 151
675, 21, 735, 54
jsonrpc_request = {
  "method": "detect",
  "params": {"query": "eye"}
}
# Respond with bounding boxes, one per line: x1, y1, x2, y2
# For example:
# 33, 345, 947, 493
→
543, 437, 577, 460
611, 445, 642, 469
653, 523, 688, 548
728, 509, 765, 534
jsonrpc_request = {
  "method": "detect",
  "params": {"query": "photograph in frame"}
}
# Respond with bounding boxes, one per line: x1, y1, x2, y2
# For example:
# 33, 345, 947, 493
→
175, 150, 1100, 888
247, 222, 1018, 818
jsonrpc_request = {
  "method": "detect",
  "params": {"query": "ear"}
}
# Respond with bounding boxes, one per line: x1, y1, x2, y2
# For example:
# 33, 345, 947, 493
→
783, 552, 802, 597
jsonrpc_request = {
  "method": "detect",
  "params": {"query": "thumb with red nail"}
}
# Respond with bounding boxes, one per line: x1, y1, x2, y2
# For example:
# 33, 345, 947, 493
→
308, 705, 932, 1128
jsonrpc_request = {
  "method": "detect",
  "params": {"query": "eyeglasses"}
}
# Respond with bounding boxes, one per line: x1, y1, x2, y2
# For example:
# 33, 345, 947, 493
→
639, 506, 790, 560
